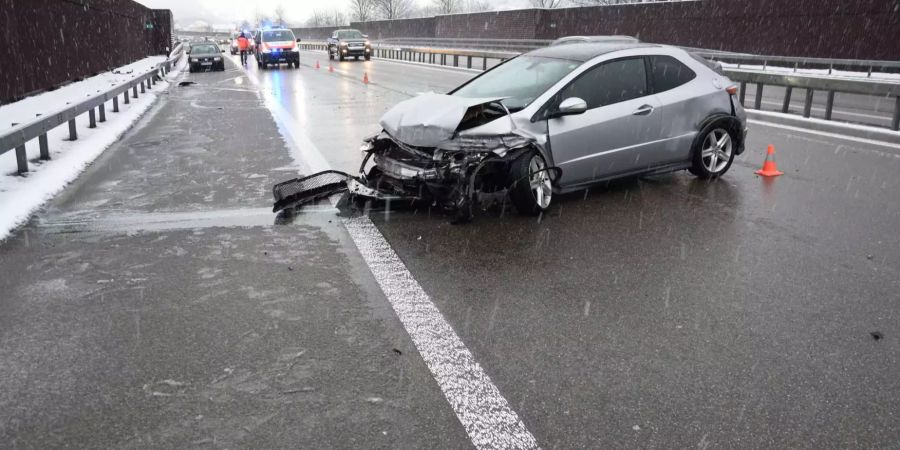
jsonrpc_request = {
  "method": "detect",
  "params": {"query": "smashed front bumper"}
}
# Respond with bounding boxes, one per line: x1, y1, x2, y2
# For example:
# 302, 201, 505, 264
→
272, 170, 353, 212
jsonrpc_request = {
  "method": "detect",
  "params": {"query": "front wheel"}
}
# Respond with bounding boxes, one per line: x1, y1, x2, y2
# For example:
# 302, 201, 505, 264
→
689, 125, 736, 179
365, 54, 371, 61
509, 151, 552, 216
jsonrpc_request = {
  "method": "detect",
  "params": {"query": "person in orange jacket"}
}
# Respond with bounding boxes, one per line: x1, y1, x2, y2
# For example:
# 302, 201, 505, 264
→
237, 33, 250, 65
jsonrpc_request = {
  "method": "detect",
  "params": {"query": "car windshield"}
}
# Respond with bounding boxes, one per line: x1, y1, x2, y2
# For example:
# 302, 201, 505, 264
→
191, 44, 218, 54
452, 56, 581, 111
263, 30, 295, 42
338, 30, 364, 39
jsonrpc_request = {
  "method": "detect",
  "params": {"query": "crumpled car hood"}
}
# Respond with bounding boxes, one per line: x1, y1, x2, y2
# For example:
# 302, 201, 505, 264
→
379, 93, 507, 147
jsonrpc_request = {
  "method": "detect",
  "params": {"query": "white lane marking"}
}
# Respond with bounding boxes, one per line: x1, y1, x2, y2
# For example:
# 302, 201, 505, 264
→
247, 55, 540, 449
748, 119, 900, 151
343, 217, 539, 449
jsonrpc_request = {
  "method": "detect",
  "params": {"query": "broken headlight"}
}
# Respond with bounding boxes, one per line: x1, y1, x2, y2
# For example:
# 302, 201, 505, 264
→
437, 133, 530, 155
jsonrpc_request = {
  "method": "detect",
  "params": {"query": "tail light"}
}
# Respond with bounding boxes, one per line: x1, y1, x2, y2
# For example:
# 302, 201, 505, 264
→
726, 85, 739, 95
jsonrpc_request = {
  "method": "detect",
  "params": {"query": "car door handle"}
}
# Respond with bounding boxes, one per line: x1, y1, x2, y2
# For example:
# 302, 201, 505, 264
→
633, 105, 654, 116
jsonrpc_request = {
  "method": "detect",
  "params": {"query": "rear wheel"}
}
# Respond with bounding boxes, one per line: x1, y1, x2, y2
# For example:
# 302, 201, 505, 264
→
509, 150, 552, 216
689, 124, 735, 179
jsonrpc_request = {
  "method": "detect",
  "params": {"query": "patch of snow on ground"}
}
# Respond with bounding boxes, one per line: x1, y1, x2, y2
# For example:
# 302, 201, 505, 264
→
0, 55, 184, 241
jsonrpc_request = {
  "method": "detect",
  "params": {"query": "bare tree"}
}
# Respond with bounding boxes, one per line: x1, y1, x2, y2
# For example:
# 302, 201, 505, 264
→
329, 9, 348, 26
530, 0, 565, 8
463, 0, 492, 12
374, 0, 414, 19
349, 0, 376, 22
273, 5, 288, 27
432, 0, 458, 14
307, 8, 348, 27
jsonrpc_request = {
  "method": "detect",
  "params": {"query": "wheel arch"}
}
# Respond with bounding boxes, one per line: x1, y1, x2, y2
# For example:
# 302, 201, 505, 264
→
695, 113, 744, 156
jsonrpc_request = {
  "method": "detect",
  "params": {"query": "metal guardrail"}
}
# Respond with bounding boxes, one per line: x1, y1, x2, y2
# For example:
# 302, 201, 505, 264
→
1, 45, 184, 174
371, 38, 900, 77
727, 70, 900, 130
696, 52, 900, 78
298, 41, 900, 131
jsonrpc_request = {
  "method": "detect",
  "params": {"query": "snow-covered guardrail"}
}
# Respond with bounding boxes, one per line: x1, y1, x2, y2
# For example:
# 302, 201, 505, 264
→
0, 45, 184, 175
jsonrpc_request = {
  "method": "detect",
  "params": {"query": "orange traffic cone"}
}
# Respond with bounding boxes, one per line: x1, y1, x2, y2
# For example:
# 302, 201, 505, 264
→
755, 145, 784, 177
315, 61, 320, 70
363, 72, 369, 84
328, 63, 334, 73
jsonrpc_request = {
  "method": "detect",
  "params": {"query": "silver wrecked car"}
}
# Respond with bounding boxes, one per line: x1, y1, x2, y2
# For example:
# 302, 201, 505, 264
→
274, 42, 748, 221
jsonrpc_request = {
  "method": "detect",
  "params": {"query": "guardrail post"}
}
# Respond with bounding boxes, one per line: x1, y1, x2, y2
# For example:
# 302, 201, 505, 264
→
98, 103, 106, 122
15, 145, 27, 174
828, 63, 833, 75
453, 55, 459, 67
39, 134, 49, 160
754, 83, 763, 110
133, 85, 139, 98
467, 56, 472, 69
114, 96, 120, 111
483, 58, 488, 71
867, 66, 873, 78
88, 108, 97, 128
739, 82, 747, 106
825, 91, 835, 120
782, 86, 793, 113
140, 80, 146, 94
893, 97, 900, 131
803, 89, 814, 118
68, 119, 77, 141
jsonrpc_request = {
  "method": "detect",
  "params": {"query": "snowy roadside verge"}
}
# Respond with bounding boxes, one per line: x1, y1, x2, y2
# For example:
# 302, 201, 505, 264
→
0, 55, 187, 242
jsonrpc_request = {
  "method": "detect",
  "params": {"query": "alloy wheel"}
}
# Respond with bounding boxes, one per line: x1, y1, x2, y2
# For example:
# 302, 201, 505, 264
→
529, 155, 552, 209
701, 128, 732, 173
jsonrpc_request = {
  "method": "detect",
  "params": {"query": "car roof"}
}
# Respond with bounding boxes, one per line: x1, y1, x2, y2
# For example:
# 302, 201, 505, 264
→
527, 42, 661, 62
551, 35, 640, 46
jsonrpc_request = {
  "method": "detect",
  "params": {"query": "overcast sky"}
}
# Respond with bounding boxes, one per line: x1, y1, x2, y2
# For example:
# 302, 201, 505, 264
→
139, 0, 531, 29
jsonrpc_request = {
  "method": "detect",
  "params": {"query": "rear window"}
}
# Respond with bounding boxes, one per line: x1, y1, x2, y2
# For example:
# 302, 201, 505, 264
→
263, 30, 295, 42
648, 55, 697, 93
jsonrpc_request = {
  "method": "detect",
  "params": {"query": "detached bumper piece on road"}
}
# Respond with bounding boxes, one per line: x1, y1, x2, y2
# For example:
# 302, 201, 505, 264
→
272, 170, 353, 213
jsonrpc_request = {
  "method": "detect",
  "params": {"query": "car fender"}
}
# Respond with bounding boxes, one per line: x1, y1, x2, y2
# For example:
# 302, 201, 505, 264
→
695, 113, 745, 156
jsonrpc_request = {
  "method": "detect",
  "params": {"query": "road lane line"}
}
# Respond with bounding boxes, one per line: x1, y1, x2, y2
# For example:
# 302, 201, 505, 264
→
244, 56, 540, 449
748, 119, 900, 151
343, 217, 539, 449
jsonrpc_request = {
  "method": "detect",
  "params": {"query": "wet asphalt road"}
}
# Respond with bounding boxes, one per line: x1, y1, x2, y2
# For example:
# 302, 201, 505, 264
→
0, 51, 899, 448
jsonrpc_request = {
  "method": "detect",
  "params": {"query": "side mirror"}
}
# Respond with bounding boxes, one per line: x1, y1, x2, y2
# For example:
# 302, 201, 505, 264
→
296, 38, 302, 42
549, 97, 587, 119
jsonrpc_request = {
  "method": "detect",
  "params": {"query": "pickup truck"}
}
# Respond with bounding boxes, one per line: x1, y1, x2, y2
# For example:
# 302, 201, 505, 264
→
327, 29, 372, 62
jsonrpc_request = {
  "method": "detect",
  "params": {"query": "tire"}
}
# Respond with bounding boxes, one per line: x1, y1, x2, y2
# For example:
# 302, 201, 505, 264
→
689, 121, 737, 179
508, 150, 552, 216
365, 54, 371, 61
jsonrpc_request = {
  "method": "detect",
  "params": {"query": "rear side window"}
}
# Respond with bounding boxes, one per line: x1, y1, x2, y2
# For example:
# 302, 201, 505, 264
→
558, 57, 648, 109
648, 55, 696, 93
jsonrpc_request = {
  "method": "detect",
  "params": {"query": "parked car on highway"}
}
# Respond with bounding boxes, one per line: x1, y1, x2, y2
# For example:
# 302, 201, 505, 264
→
255, 29, 300, 69
327, 29, 372, 61
187, 43, 225, 73
274, 42, 748, 221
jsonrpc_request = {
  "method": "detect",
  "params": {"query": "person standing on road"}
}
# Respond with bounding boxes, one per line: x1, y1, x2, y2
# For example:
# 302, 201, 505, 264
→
237, 33, 250, 65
